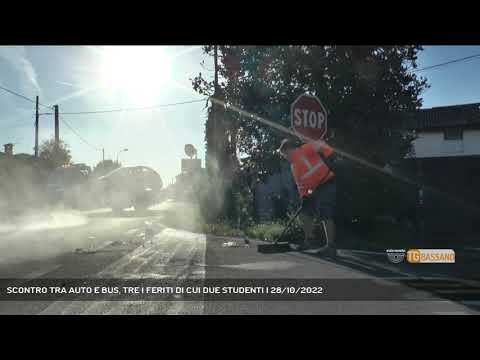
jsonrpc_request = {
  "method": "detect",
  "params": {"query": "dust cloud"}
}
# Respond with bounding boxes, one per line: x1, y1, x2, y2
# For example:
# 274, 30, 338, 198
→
0, 157, 101, 265
0, 209, 88, 234
0, 151, 214, 266
0, 206, 91, 265
150, 200, 203, 233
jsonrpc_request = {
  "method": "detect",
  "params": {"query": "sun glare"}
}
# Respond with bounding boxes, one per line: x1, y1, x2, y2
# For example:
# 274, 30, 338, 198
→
100, 46, 171, 105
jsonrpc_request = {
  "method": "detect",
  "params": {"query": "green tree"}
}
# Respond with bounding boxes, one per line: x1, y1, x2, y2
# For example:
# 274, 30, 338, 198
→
39, 139, 72, 169
192, 46, 429, 222
194, 46, 428, 179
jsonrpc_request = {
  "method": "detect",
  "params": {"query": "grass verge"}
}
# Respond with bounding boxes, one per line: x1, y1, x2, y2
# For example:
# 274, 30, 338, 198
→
199, 222, 300, 243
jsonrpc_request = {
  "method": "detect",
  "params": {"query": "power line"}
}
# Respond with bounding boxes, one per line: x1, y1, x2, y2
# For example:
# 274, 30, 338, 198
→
0, 85, 52, 109
54, 98, 208, 160
36, 98, 207, 154
55, 98, 207, 115
59, 116, 102, 152
412, 53, 480, 73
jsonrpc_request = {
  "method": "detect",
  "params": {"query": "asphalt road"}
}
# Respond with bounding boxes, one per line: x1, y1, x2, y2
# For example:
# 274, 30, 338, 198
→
1, 200, 479, 315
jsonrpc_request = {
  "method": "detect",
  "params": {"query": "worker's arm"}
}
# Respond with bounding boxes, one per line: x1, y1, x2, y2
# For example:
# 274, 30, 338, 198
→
310, 139, 334, 157
302, 140, 338, 175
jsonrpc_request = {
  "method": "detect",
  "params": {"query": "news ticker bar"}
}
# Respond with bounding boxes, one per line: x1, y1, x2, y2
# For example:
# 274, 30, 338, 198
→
1, 278, 480, 302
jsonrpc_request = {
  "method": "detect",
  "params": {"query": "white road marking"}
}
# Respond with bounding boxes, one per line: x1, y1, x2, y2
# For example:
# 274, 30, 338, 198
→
345, 250, 385, 256
221, 261, 298, 271
436, 289, 480, 294
4, 264, 63, 290
23, 264, 62, 279
288, 250, 417, 279
341, 251, 416, 276
39, 227, 207, 315
433, 312, 469, 315
345, 251, 480, 286
166, 301, 187, 315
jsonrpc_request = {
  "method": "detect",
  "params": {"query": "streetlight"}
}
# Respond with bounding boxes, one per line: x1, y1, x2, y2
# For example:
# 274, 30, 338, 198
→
116, 148, 128, 164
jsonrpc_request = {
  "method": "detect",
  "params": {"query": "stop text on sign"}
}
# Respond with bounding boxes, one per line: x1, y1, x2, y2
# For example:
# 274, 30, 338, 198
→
293, 109, 326, 129
291, 93, 328, 140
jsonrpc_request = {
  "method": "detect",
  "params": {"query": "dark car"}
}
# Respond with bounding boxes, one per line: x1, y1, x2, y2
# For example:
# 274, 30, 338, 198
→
98, 166, 163, 212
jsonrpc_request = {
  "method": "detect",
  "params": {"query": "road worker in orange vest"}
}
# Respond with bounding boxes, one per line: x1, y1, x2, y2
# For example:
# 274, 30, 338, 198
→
278, 138, 337, 255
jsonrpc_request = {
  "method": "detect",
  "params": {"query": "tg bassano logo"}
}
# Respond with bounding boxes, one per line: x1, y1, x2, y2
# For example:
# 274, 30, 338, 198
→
387, 249, 455, 264
407, 249, 455, 263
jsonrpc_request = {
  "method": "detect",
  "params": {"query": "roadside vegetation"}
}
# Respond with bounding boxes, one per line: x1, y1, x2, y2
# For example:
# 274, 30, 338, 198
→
201, 222, 290, 242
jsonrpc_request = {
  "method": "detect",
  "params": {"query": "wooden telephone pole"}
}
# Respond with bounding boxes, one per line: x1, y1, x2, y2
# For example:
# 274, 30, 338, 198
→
54, 105, 59, 147
213, 45, 219, 163
34, 96, 39, 157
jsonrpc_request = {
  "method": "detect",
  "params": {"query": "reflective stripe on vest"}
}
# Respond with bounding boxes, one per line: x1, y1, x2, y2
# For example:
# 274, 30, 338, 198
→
299, 154, 325, 181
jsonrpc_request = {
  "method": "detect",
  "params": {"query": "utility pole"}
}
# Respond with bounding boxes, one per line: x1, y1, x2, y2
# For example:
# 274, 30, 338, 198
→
102, 148, 105, 162
214, 45, 218, 97
54, 105, 59, 147
212, 45, 219, 169
35, 96, 39, 157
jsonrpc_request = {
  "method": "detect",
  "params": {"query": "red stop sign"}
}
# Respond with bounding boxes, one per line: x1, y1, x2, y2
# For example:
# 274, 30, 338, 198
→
291, 93, 328, 140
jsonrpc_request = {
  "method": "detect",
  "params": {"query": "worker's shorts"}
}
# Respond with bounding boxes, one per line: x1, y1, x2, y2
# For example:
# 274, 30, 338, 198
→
300, 180, 336, 220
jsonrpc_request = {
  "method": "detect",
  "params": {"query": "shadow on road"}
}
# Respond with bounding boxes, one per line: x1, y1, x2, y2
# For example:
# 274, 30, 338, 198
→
290, 250, 480, 312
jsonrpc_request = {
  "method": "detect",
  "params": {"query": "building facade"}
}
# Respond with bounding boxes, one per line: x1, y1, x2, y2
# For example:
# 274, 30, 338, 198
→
404, 102, 480, 205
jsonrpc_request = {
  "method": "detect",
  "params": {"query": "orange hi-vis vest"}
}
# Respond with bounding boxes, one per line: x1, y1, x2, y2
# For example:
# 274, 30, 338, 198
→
289, 142, 335, 198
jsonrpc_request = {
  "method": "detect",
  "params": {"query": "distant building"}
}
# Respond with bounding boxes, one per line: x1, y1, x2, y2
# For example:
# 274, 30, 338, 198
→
404, 102, 480, 159
402, 102, 480, 204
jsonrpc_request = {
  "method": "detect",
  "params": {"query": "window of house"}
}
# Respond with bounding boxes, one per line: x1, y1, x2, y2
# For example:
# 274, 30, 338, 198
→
443, 128, 463, 141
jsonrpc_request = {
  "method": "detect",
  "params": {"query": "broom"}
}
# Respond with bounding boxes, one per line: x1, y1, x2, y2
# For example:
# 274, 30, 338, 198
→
257, 204, 303, 253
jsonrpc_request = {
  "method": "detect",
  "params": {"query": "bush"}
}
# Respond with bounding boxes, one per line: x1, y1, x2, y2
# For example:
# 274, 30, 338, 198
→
244, 223, 284, 241
200, 223, 243, 237
198, 219, 304, 243
244, 220, 305, 243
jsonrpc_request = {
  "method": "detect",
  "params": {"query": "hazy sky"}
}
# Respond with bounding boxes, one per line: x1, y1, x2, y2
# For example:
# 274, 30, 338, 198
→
1, 45, 479, 184
0, 46, 211, 185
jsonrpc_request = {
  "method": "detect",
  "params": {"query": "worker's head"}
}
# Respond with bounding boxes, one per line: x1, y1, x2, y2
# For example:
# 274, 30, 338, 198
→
278, 139, 296, 160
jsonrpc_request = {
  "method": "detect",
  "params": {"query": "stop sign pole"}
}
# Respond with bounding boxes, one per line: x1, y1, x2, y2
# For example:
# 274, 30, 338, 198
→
291, 93, 328, 141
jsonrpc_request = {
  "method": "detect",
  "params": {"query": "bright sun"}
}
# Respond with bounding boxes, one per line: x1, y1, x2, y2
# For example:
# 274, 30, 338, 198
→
100, 46, 171, 105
